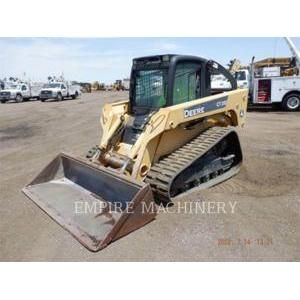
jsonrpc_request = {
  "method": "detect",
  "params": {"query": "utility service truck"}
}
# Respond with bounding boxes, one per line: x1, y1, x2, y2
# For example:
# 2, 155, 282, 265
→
249, 37, 300, 111
235, 69, 250, 89
39, 82, 81, 102
0, 82, 42, 103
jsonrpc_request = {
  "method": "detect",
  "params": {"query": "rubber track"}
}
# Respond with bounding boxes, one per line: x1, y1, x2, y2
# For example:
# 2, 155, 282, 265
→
146, 126, 236, 201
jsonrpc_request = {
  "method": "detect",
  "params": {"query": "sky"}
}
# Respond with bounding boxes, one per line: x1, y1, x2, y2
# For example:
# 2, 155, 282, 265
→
0, 37, 299, 84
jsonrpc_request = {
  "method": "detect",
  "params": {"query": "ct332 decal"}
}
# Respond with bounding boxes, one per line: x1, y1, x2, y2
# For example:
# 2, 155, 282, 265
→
184, 96, 228, 118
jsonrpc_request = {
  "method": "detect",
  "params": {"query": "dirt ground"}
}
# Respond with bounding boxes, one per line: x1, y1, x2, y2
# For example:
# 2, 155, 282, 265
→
0, 92, 299, 261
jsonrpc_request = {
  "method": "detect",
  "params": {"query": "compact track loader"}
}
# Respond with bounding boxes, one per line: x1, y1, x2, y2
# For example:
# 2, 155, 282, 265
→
23, 55, 248, 251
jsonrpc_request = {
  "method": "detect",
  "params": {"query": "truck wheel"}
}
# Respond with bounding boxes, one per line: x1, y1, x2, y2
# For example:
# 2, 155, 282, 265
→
282, 93, 300, 111
1, 100, 7, 104
41, 99, 46, 102
72, 92, 78, 99
16, 94, 23, 103
57, 93, 63, 101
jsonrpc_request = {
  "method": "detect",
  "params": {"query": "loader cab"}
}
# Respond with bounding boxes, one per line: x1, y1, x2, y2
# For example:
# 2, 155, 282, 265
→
129, 54, 237, 112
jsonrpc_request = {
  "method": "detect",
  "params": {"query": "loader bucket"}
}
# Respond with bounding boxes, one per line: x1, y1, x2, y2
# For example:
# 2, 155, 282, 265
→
22, 153, 156, 251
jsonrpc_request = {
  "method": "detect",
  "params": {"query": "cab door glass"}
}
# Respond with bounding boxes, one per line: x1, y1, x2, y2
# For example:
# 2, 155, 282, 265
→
173, 63, 201, 105
22, 85, 27, 91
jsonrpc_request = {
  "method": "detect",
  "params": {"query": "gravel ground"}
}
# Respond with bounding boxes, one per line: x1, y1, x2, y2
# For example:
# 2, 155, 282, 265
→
0, 92, 299, 261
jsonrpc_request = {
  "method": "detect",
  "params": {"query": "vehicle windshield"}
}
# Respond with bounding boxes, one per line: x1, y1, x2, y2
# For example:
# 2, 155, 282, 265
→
43, 83, 61, 88
134, 69, 168, 108
235, 71, 246, 81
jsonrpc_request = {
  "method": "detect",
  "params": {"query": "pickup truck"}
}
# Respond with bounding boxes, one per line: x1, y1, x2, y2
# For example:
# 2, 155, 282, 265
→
39, 82, 81, 102
0, 83, 41, 103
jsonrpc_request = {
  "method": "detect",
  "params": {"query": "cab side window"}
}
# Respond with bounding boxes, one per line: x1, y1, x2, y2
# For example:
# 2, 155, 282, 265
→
173, 63, 201, 105
22, 85, 27, 91
207, 62, 234, 95
61, 84, 66, 89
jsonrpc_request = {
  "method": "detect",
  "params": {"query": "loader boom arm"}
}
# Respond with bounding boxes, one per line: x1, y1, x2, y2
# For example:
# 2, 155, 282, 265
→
99, 88, 248, 180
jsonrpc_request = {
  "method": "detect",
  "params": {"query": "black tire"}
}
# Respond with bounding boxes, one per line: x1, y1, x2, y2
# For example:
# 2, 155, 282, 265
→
41, 99, 46, 102
282, 93, 300, 111
1, 100, 7, 104
16, 94, 23, 103
57, 93, 63, 101
72, 91, 79, 99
